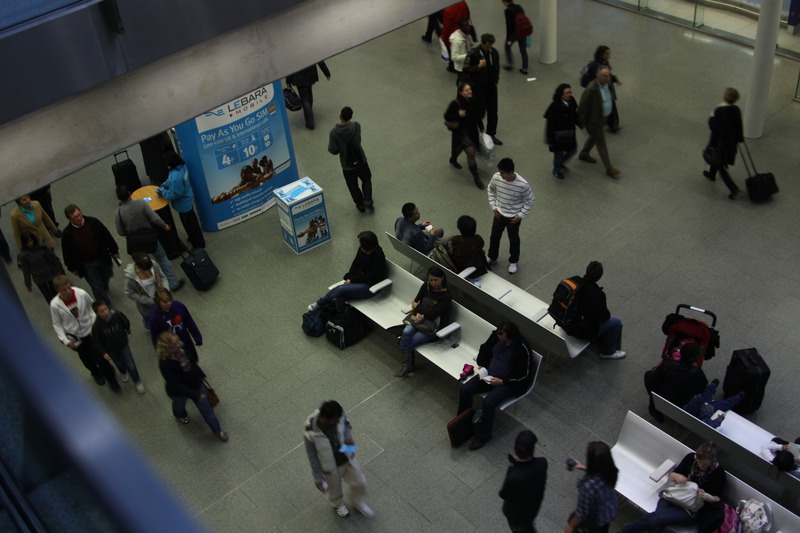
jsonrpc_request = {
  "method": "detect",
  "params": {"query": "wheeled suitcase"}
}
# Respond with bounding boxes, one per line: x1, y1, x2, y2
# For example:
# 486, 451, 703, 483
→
741, 141, 778, 202
112, 150, 142, 192
447, 408, 475, 447
180, 249, 219, 290
325, 309, 371, 349
722, 348, 770, 414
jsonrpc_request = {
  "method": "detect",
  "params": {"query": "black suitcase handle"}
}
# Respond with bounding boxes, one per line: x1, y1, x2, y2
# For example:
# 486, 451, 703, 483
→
675, 304, 717, 327
113, 150, 130, 164
740, 140, 757, 176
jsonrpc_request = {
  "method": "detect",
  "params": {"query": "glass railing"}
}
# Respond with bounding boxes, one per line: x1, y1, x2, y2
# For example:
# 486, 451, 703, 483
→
595, 0, 800, 60
0, 268, 206, 533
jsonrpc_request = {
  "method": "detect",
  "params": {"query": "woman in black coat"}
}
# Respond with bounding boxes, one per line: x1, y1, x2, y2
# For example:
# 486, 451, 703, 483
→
704, 87, 744, 199
444, 81, 485, 189
544, 83, 582, 180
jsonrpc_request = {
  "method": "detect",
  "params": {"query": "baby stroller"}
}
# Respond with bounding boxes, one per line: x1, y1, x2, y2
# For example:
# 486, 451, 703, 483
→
660, 304, 720, 369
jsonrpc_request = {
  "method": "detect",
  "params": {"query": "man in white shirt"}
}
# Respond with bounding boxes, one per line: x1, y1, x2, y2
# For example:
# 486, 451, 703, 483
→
50, 274, 119, 390
487, 158, 534, 274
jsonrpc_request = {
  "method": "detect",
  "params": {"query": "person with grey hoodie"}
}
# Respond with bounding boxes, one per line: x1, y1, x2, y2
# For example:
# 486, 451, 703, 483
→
123, 252, 170, 329
328, 106, 373, 212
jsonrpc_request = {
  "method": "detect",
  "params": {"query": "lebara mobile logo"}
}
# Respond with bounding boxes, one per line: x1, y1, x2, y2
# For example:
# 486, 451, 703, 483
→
205, 109, 226, 118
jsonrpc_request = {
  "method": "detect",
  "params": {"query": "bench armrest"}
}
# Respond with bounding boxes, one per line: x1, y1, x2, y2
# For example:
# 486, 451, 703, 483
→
436, 322, 461, 338
369, 279, 392, 294
458, 266, 476, 278
327, 280, 346, 291
495, 288, 511, 300
531, 308, 549, 322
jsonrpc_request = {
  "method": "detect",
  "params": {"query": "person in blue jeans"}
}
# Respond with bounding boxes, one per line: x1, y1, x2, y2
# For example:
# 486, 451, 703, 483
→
682, 379, 744, 428
458, 322, 534, 450
621, 442, 726, 533
307, 231, 386, 315
395, 266, 452, 378
572, 261, 626, 360
156, 331, 227, 442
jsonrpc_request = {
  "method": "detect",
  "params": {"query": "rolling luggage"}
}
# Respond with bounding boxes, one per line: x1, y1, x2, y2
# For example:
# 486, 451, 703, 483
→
180, 249, 219, 290
447, 408, 475, 447
741, 141, 778, 202
723, 348, 770, 414
325, 309, 372, 349
112, 150, 142, 192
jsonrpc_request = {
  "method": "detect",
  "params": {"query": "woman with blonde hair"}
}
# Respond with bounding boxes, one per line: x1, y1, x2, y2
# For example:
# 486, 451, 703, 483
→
156, 331, 227, 442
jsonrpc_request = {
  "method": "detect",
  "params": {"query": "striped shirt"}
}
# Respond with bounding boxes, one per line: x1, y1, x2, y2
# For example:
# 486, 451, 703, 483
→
487, 173, 534, 219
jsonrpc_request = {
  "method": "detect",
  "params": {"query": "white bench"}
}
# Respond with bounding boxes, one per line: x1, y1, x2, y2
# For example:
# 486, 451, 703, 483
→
612, 410, 800, 533
652, 393, 800, 503
385, 232, 590, 360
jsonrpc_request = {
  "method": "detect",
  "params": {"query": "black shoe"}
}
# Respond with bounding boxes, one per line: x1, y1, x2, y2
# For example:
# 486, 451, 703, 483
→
94, 375, 106, 386
502, 65, 513, 71
469, 436, 490, 450
356, 205, 366, 213
110, 382, 122, 393
421, 35, 432, 43
306, 124, 314, 130
473, 176, 485, 190
703, 170, 715, 182
728, 191, 738, 200
394, 367, 414, 378
491, 136, 503, 146
449, 157, 462, 170
712, 378, 720, 386
519, 69, 528, 75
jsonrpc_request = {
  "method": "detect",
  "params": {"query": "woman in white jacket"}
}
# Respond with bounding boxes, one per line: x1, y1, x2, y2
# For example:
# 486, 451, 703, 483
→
123, 252, 170, 329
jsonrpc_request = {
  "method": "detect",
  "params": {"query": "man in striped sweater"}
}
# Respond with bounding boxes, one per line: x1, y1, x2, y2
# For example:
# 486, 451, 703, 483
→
487, 158, 534, 274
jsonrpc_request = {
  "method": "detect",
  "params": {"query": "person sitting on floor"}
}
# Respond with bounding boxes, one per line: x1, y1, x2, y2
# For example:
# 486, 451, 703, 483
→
761, 437, 800, 479
307, 231, 387, 315
457, 322, 534, 450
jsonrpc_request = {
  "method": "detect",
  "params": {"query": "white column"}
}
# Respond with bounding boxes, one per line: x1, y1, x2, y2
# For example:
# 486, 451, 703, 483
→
744, 0, 782, 139
539, 0, 557, 64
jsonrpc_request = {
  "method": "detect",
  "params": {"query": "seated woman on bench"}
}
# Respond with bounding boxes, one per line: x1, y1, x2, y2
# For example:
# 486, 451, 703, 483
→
621, 442, 726, 533
308, 231, 386, 315
447, 215, 489, 281
395, 266, 452, 378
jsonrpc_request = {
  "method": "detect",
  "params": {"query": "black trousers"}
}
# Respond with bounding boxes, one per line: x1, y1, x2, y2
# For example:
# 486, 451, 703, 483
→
76, 336, 118, 386
474, 83, 498, 136
297, 85, 315, 128
488, 215, 521, 263
178, 208, 206, 249
342, 162, 373, 208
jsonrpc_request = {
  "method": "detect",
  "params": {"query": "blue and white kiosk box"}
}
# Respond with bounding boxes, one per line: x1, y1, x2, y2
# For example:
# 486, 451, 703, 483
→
273, 177, 331, 254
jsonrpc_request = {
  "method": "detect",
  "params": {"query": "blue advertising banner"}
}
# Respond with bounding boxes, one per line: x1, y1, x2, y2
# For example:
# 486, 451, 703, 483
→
174, 81, 298, 231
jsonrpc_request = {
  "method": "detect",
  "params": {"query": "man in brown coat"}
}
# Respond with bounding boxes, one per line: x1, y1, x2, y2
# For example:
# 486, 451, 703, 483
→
578, 66, 620, 177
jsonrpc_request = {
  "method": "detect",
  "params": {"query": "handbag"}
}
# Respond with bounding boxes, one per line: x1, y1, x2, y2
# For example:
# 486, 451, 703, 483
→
203, 379, 220, 407
444, 100, 461, 131
703, 145, 722, 167
554, 129, 575, 146
403, 313, 440, 334
659, 481, 704, 513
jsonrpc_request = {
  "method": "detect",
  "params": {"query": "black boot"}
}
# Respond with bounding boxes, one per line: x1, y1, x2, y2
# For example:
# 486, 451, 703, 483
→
469, 165, 484, 189
395, 350, 415, 377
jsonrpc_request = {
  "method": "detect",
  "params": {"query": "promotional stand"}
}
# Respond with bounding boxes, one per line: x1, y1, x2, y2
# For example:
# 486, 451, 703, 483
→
273, 177, 330, 254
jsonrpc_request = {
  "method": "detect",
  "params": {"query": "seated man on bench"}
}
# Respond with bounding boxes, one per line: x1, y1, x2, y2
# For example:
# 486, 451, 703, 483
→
394, 202, 443, 255
570, 261, 627, 360
308, 231, 387, 314
457, 322, 534, 451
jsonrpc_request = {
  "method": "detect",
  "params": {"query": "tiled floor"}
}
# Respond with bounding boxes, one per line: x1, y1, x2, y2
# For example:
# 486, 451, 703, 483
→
4, 0, 800, 530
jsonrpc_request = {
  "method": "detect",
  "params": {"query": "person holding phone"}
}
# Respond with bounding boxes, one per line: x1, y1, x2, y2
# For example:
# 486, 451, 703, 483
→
564, 441, 618, 533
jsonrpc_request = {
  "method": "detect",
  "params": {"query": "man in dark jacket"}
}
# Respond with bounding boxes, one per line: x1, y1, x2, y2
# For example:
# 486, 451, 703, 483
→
286, 61, 331, 130
499, 430, 547, 532
61, 204, 120, 307
572, 261, 626, 360
464, 34, 503, 145
328, 106, 372, 212
458, 322, 534, 450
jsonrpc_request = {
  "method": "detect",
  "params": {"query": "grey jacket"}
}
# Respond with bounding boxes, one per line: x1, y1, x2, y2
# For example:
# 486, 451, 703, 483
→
328, 121, 367, 169
123, 261, 170, 317
115, 199, 167, 236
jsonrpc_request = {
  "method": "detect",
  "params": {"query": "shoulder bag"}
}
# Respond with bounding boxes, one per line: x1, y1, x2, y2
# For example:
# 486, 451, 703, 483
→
659, 481, 704, 514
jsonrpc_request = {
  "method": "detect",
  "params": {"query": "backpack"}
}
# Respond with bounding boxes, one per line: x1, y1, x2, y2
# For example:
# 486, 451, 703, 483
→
325, 309, 372, 349
713, 504, 740, 533
302, 302, 336, 337
547, 276, 583, 333
514, 12, 533, 39
579, 61, 595, 88
737, 498, 772, 533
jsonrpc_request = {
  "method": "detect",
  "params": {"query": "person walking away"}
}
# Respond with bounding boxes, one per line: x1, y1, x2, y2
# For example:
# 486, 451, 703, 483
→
487, 158, 534, 274
502, 0, 530, 75
160, 151, 205, 250
286, 62, 331, 130
328, 106, 373, 212
92, 300, 145, 393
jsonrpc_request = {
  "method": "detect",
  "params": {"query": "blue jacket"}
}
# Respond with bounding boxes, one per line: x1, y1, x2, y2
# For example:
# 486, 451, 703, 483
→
161, 165, 195, 213
395, 217, 437, 255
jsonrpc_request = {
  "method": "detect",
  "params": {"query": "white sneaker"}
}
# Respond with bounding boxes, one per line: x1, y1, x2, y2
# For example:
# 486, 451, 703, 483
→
335, 504, 350, 518
600, 350, 627, 360
508, 263, 518, 274
355, 502, 375, 517
120, 373, 129, 383
308, 302, 319, 312
135, 382, 145, 394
